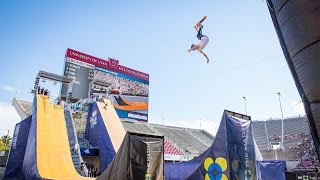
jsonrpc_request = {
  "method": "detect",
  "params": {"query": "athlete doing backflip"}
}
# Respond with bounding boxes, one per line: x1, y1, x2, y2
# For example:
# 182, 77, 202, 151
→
188, 16, 210, 63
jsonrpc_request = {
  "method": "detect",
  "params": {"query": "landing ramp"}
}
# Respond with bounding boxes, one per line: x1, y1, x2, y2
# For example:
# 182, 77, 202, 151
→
85, 99, 126, 173
165, 111, 256, 180
21, 95, 93, 179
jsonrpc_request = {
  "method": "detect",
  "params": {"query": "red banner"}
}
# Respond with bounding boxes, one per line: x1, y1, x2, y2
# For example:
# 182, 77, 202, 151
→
65, 48, 149, 81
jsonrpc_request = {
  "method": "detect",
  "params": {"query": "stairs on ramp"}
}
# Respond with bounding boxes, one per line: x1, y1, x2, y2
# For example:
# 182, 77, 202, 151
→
64, 110, 82, 173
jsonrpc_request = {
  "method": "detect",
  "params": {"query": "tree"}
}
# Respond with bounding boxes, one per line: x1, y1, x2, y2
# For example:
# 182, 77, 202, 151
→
0, 141, 5, 151
0, 135, 12, 151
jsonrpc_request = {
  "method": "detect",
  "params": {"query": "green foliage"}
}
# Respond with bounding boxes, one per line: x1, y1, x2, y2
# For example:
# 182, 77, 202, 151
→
0, 135, 12, 151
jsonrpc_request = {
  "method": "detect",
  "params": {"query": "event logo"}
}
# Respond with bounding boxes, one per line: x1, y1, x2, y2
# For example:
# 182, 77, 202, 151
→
90, 109, 98, 128
108, 58, 119, 69
204, 157, 228, 180
84, 149, 90, 154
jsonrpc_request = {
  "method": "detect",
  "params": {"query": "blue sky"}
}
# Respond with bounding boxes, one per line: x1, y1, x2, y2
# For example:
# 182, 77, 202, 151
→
0, 0, 304, 136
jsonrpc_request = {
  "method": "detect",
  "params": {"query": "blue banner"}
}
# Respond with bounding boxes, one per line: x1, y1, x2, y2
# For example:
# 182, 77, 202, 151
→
85, 102, 116, 173
226, 115, 256, 180
4, 116, 32, 179
80, 147, 99, 156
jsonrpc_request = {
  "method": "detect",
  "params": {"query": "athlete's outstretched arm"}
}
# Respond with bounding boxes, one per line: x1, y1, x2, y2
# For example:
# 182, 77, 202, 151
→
187, 47, 195, 52
194, 23, 202, 32
188, 44, 200, 52
194, 25, 199, 31
200, 51, 209, 63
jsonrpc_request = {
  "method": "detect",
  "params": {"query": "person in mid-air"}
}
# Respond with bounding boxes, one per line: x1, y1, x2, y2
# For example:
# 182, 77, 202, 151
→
188, 23, 210, 63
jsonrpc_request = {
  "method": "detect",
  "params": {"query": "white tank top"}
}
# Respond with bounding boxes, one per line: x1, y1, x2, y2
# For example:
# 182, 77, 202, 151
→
197, 36, 209, 51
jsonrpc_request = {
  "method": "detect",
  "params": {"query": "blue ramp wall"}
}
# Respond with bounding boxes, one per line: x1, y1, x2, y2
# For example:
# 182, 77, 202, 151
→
85, 102, 116, 173
21, 96, 41, 180
165, 112, 256, 180
186, 112, 230, 180
165, 112, 228, 180
4, 116, 32, 179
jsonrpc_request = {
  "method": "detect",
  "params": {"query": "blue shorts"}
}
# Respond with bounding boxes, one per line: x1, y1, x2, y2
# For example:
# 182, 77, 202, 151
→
197, 26, 204, 40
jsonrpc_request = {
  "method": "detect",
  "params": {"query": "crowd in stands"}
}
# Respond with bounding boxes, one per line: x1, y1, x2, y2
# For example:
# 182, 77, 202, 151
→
36, 86, 49, 96
81, 162, 98, 177
267, 131, 320, 169
291, 133, 320, 169
269, 132, 314, 141
272, 132, 320, 169
269, 134, 281, 140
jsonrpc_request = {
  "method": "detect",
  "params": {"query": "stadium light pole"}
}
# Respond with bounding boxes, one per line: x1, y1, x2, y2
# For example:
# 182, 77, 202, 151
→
277, 92, 284, 145
161, 112, 164, 125
243, 96, 247, 115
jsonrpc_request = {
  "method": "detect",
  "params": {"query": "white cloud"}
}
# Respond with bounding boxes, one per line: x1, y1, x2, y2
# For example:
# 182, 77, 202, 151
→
0, 85, 19, 93
0, 102, 21, 137
291, 100, 305, 115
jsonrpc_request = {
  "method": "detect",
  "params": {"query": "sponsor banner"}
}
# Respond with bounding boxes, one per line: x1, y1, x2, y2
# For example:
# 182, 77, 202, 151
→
227, 116, 256, 180
128, 112, 148, 121
80, 148, 99, 156
66, 48, 149, 81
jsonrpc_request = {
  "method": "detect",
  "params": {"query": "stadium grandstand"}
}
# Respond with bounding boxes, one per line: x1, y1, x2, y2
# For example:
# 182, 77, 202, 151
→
252, 116, 318, 170
11, 97, 318, 170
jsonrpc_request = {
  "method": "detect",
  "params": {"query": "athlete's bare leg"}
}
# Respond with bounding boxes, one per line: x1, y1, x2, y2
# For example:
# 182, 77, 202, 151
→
200, 51, 209, 63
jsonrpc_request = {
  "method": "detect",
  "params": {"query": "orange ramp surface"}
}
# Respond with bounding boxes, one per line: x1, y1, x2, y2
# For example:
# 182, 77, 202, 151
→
120, 96, 148, 107
100, 99, 126, 152
112, 96, 148, 111
36, 95, 94, 180
113, 103, 148, 111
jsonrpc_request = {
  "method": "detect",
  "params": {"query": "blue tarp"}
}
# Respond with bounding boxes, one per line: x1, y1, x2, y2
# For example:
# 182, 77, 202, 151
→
257, 160, 286, 180
85, 102, 116, 173
164, 161, 199, 180
3, 116, 32, 179
21, 96, 41, 179
165, 112, 256, 180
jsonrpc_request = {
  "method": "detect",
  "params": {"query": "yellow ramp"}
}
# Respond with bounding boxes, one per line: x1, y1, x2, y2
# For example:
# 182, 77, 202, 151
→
100, 99, 126, 152
36, 95, 94, 180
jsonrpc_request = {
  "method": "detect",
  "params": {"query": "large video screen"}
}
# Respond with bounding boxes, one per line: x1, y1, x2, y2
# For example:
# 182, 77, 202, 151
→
61, 48, 149, 121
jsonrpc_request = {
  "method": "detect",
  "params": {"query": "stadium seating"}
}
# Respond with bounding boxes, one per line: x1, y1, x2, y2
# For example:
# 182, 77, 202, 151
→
151, 124, 209, 155
252, 116, 313, 161
252, 121, 269, 150
164, 139, 183, 155
121, 121, 161, 136
185, 129, 214, 147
